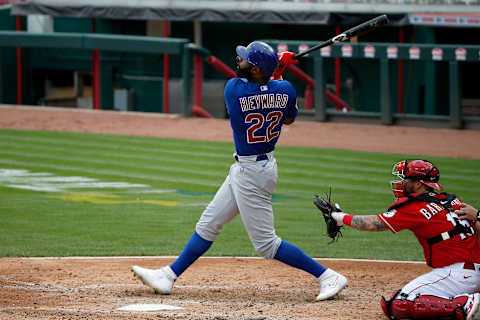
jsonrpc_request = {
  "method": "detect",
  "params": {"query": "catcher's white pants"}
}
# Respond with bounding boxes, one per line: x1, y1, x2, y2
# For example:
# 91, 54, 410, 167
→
195, 152, 282, 259
400, 262, 480, 300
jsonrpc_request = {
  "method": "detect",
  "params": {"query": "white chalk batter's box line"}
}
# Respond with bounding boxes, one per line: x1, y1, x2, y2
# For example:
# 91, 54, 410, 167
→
0, 280, 337, 294
0, 277, 148, 292
19, 256, 424, 264
0, 305, 289, 320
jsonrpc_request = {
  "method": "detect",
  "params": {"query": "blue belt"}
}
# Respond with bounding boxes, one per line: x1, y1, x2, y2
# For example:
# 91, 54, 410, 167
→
256, 154, 268, 161
234, 154, 268, 161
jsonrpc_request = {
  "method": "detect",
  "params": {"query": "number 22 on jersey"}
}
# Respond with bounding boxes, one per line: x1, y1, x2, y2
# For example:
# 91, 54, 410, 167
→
245, 111, 283, 144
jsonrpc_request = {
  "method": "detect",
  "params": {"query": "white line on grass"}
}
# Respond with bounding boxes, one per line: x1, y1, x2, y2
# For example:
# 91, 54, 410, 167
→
18, 256, 424, 264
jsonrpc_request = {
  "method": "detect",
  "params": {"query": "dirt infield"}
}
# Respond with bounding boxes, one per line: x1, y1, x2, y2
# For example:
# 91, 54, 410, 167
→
0, 104, 478, 319
0, 257, 430, 320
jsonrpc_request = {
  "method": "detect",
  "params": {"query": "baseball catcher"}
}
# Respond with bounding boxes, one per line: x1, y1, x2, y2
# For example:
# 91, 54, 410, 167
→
314, 160, 480, 320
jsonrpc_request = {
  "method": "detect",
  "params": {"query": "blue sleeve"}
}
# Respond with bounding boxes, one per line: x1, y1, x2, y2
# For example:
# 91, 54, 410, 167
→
284, 82, 298, 119
224, 78, 237, 116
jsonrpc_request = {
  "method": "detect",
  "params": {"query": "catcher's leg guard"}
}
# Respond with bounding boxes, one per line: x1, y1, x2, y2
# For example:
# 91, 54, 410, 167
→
381, 291, 469, 319
381, 290, 402, 319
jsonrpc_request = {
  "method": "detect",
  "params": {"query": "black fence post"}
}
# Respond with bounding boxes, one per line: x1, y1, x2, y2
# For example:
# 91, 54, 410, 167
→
449, 61, 462, 129
183, 44, 192, 118
380, 58, 392, 125
314, 55, 326, 121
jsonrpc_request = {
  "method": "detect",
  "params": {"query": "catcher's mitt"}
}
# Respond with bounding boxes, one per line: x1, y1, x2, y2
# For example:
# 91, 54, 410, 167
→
313, 190, 343, 243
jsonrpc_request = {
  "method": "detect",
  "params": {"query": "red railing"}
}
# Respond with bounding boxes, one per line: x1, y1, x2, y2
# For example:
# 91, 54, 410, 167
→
191, 54, 213, 118
16, 16, 22, 105
285, 64, 352, 111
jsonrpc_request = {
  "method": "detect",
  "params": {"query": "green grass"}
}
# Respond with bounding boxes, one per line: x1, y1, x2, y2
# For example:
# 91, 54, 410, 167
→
0, 128, 479, 261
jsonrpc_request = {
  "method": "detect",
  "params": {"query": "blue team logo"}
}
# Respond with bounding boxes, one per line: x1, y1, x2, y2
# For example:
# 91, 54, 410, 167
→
260, 85, 268, 91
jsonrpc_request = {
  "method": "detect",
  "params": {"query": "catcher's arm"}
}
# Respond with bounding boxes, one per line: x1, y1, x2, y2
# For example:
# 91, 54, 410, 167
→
351, 215, 387, 231
313, 191, 387, 243
333, 211, 388, 232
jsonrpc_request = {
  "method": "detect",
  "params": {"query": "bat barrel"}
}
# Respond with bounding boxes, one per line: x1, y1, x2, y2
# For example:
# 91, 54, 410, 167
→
292, 14, 389, 59
344, 14, 389, 38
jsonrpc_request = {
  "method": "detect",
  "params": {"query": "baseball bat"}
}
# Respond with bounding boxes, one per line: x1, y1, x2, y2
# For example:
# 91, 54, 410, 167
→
294, 14, 389, 58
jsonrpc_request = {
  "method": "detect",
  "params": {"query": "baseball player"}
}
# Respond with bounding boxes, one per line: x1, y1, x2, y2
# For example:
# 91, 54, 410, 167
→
321, 159, 480, 319
132, 41, 347, 301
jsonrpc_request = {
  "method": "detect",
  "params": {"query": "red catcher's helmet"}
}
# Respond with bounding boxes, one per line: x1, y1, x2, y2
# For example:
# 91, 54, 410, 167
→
391, 160, 443, 199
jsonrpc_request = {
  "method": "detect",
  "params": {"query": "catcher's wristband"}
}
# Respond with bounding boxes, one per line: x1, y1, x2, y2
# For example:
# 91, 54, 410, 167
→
343, 214, 353, 226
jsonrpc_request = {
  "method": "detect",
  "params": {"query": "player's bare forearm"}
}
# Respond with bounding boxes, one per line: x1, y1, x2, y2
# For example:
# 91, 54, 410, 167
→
456, 204, 478, 222
455, 204, 480, 241
350, 215, 388, 232
284, 117, 295, 125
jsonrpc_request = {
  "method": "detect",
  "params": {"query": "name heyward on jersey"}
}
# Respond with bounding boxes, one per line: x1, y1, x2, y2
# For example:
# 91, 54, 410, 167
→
239, 94, 289, 112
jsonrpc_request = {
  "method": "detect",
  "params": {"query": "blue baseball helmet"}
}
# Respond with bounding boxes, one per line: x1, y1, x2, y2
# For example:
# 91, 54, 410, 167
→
236, 41, 279, 79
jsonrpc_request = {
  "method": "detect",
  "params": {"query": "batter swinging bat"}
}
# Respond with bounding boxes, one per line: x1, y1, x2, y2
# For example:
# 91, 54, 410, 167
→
294, 14, 389, 58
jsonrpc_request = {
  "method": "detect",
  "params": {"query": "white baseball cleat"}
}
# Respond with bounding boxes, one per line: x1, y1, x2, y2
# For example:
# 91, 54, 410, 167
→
316, 268, 348, 301
466, 293, 480, 320
132, 265, 177, 294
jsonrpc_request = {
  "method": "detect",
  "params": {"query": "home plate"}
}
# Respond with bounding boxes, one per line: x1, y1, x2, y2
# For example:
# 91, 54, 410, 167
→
117, 304, 183, 311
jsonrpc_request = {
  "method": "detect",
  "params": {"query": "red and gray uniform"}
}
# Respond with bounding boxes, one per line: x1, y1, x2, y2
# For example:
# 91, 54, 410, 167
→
378, 192, 480, 300
378, 192, 480, 268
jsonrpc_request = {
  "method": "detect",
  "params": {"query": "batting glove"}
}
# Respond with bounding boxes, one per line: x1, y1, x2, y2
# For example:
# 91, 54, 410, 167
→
271, 51, 298, 80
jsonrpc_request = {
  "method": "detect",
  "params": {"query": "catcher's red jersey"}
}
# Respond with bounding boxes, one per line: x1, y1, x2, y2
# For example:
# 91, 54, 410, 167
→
377, 192, 480, 268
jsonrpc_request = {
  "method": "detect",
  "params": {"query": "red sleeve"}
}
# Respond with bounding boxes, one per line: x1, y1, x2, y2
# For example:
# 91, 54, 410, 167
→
377, 202, 424, 233
377, 211, 398, 233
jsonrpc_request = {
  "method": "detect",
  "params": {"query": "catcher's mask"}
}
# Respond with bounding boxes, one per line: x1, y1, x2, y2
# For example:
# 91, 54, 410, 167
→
390, 160, 442, 199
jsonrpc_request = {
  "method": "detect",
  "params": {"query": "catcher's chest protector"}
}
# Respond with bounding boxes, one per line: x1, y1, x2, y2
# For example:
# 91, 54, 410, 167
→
388, 192, 474, 247
388, 192, 456, 212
